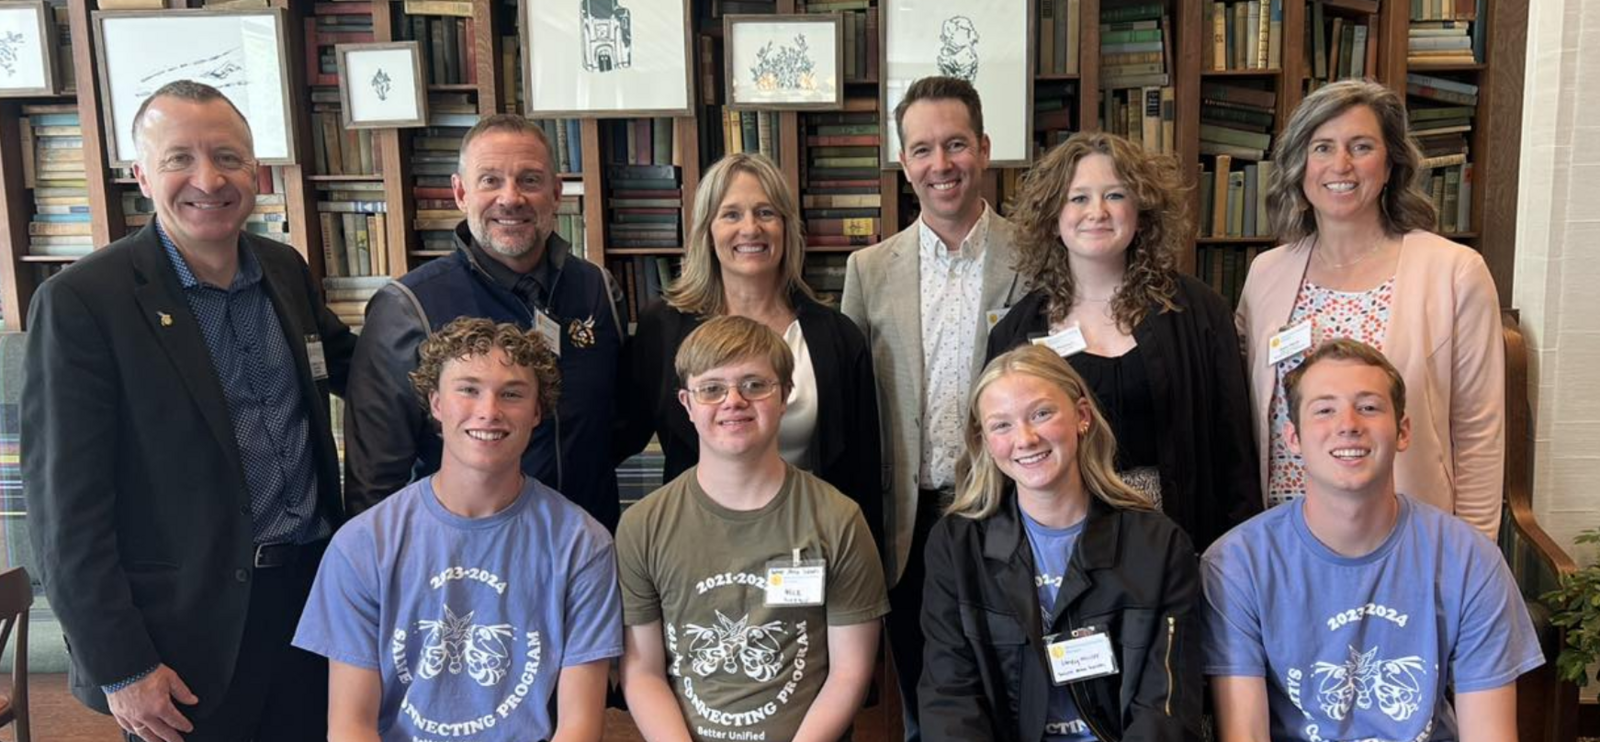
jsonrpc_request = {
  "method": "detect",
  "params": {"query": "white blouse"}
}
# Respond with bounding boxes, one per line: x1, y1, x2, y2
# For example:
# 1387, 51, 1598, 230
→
778, 319, 819, 469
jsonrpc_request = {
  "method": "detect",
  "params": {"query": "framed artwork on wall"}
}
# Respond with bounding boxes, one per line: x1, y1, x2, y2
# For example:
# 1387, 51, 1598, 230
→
724, 14, 843, 111
337, 42, 427, 129
880, 0, 1033, 167
0, 1, 56, 97
523, 0, 695, 118
93, 8, 295, 166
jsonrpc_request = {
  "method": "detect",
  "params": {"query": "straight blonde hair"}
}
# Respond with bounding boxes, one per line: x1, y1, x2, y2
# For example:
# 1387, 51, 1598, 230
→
948, 345, 1152, 520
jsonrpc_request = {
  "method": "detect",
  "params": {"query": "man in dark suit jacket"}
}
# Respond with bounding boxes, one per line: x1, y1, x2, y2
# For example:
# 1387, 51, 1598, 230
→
21, 80, 355, 742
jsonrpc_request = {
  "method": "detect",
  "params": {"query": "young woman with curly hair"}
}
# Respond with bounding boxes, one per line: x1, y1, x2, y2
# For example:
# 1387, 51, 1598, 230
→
986, 131, 1258, 550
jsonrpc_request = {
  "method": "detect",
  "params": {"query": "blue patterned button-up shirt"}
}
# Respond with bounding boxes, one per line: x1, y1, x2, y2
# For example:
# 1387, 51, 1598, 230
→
158, 221, 325, 545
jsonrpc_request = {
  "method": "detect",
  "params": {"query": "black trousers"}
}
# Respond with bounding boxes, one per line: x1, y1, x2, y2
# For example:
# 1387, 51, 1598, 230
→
128, 541, 328, 742
886, 490, 944, 742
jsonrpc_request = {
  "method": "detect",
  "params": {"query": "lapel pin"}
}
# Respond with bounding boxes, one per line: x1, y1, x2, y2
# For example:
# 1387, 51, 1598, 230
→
158, 311, 173, 327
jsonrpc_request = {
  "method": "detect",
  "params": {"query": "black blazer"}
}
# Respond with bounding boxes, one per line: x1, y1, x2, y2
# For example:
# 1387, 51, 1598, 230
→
617, 293, 883, 541
20, 223, 355, 714
919, 496, 1202, 742
986, 274, 1260, 551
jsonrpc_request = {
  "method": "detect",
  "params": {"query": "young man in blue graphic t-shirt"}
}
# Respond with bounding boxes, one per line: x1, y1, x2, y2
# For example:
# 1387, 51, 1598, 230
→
1202, 339, 1542, 742
294, 318, 622, 742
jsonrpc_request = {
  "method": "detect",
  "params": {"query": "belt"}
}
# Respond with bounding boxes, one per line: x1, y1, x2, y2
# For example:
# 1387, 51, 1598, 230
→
253, 541, 314, 569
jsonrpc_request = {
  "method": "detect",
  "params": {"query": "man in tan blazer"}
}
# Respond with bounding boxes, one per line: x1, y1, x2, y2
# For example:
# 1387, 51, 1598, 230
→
840, 75, 1023, 742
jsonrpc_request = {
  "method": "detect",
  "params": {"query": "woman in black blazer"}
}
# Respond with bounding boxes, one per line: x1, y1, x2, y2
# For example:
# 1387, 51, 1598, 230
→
617, 152, 882, 533
987, 132, 1257, 551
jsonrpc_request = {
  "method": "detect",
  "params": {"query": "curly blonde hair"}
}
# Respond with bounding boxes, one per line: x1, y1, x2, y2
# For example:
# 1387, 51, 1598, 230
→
1008, 131, 1187, 331
948, 344, 1152, 520
409, 317, 561, 417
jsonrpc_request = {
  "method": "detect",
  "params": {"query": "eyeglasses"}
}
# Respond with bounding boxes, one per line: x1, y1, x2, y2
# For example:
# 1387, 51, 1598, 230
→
687, 378, 781, 405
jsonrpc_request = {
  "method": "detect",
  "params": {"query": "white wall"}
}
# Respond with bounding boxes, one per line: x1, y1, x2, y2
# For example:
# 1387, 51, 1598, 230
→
1516, 0, 1600, 568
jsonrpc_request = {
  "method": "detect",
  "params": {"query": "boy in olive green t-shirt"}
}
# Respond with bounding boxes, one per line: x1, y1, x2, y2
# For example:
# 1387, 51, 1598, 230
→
618, 316, 890, 742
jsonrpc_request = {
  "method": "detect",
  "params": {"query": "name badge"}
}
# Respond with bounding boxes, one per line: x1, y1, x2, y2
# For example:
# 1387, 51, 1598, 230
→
985, 306, 1011, 330
535, 311, 563, 358
1031, 324, 1088, 358
765, 550, 825, 607
1045, 627, 1119, 685
1267, 321, 1313, 366
305, 335, 329, 381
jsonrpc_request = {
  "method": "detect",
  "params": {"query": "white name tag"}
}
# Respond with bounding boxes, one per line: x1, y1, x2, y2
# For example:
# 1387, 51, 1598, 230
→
765, 553, 826, 607
1031, 324, 1089, 358
535, 310, 562, 358
305, 335, 329, 381
1046, 629, 1119, 685
985, 306, 1011, 330
1267, 321, 1313, 366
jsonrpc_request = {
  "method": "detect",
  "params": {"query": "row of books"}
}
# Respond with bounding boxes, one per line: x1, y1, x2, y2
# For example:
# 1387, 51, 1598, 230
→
802, 254, 847, 303
1306, 3, 1375, 86
1195, 245, 1264, 306
1411, 0, 1478, 22
1205, 0, 1284, 72
323, 275, 393, 331
18, 106, 90, 258
1199, 157, 1276, 239
47, 0, 74, 95
799, 2, 879, 82
554, 195, 588, 259
1100, 2, 1171, 91
413, 115, 473, 255
1408, 20, 1479, 67
305, 5, 375, 88
1421, 162, 1472, 235
801, 104, 883, 249
317, 181, 390, 279
1037, 0, 1083, 76
309, 93, 383, 177
722, 109, 783, 162
1102, 87, 1175, 155
537, 119, 586, 174
1201, 81, 1278, 162
606, 164, 684, 251
397, 11, 480, 86
609, 256, 679, 325
603, 119, 677, 169
1034, 81, 1077, 155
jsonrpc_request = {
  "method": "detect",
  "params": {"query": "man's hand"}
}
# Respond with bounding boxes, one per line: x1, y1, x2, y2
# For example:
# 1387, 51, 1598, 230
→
107, 664, 198, 742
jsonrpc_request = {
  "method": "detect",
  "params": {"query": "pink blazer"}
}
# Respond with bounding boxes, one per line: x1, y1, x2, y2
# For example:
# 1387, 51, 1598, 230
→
1236, 230, 1504, 538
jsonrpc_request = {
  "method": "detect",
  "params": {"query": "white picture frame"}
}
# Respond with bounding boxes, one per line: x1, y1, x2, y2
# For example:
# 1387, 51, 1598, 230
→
880, 0, 1033, 167
93, 8, 296, 167
337, 42, 428, 129
523, 0, 695, 118
0, 1, 56, 97
725, 14, 843, 111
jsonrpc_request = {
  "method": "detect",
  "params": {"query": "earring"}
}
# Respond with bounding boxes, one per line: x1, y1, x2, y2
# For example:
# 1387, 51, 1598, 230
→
1078, 422, 1090, 436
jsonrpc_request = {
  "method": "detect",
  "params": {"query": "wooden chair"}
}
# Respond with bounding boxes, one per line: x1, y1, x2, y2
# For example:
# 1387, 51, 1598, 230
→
0, 566, 30, 742
1500, 310, 1580, 742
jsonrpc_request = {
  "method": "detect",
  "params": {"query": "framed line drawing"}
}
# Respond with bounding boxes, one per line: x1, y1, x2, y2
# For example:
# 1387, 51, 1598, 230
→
337, 42, 427, 129
724, 14, 843, 111
880, 0, 1033, 168
522, 0, 695, 118
0, 1, 57, 97
93, 8, 296, 166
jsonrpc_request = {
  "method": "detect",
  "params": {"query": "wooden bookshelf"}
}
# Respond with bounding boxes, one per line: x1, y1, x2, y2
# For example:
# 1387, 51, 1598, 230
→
0, 0, 1533, 330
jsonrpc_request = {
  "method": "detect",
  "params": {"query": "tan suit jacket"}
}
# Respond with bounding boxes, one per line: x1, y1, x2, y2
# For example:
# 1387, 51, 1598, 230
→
841, 209, 1024, 585
1236, 230, 1504, 537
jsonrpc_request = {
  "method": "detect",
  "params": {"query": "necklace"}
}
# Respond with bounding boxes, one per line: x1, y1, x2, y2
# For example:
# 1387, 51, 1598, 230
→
1315, 238, 1387, 270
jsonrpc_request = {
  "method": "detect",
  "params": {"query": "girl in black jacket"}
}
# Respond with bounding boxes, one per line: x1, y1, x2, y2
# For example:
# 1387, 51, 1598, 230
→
920, 344, 1202, 742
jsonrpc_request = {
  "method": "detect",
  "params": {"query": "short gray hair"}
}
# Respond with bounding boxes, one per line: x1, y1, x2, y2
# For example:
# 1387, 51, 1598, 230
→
130, 80, 251, 158
457, 113, 557, 174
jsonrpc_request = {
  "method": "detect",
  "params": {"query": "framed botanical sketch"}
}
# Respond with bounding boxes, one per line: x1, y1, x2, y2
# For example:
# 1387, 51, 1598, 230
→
93, 8, 296, 166
522, 0, 695, 118
0, 1, 56, 97
880, 0, 1033, 167
724, 14, 843, 111
337, 42, 427, 129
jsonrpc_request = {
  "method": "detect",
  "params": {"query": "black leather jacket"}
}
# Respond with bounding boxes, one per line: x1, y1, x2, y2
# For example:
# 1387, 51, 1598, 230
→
919, 494, 1203, 742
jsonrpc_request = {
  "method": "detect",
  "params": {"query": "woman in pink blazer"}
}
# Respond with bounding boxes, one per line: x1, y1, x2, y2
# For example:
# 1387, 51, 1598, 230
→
1236, 79, 1503, 538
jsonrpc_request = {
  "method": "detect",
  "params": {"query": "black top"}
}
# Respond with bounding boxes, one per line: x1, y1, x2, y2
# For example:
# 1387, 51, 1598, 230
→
985, 273, 1261, 551
1073, 346, 1159, 470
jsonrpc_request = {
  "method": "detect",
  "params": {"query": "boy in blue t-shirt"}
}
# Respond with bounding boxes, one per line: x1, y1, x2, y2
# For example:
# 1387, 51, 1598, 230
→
294, 318, 622, 742
1202, 338, 1542, 742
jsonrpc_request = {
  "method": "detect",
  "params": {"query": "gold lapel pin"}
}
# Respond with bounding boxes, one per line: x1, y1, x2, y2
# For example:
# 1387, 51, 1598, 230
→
158, 312, 173, 327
